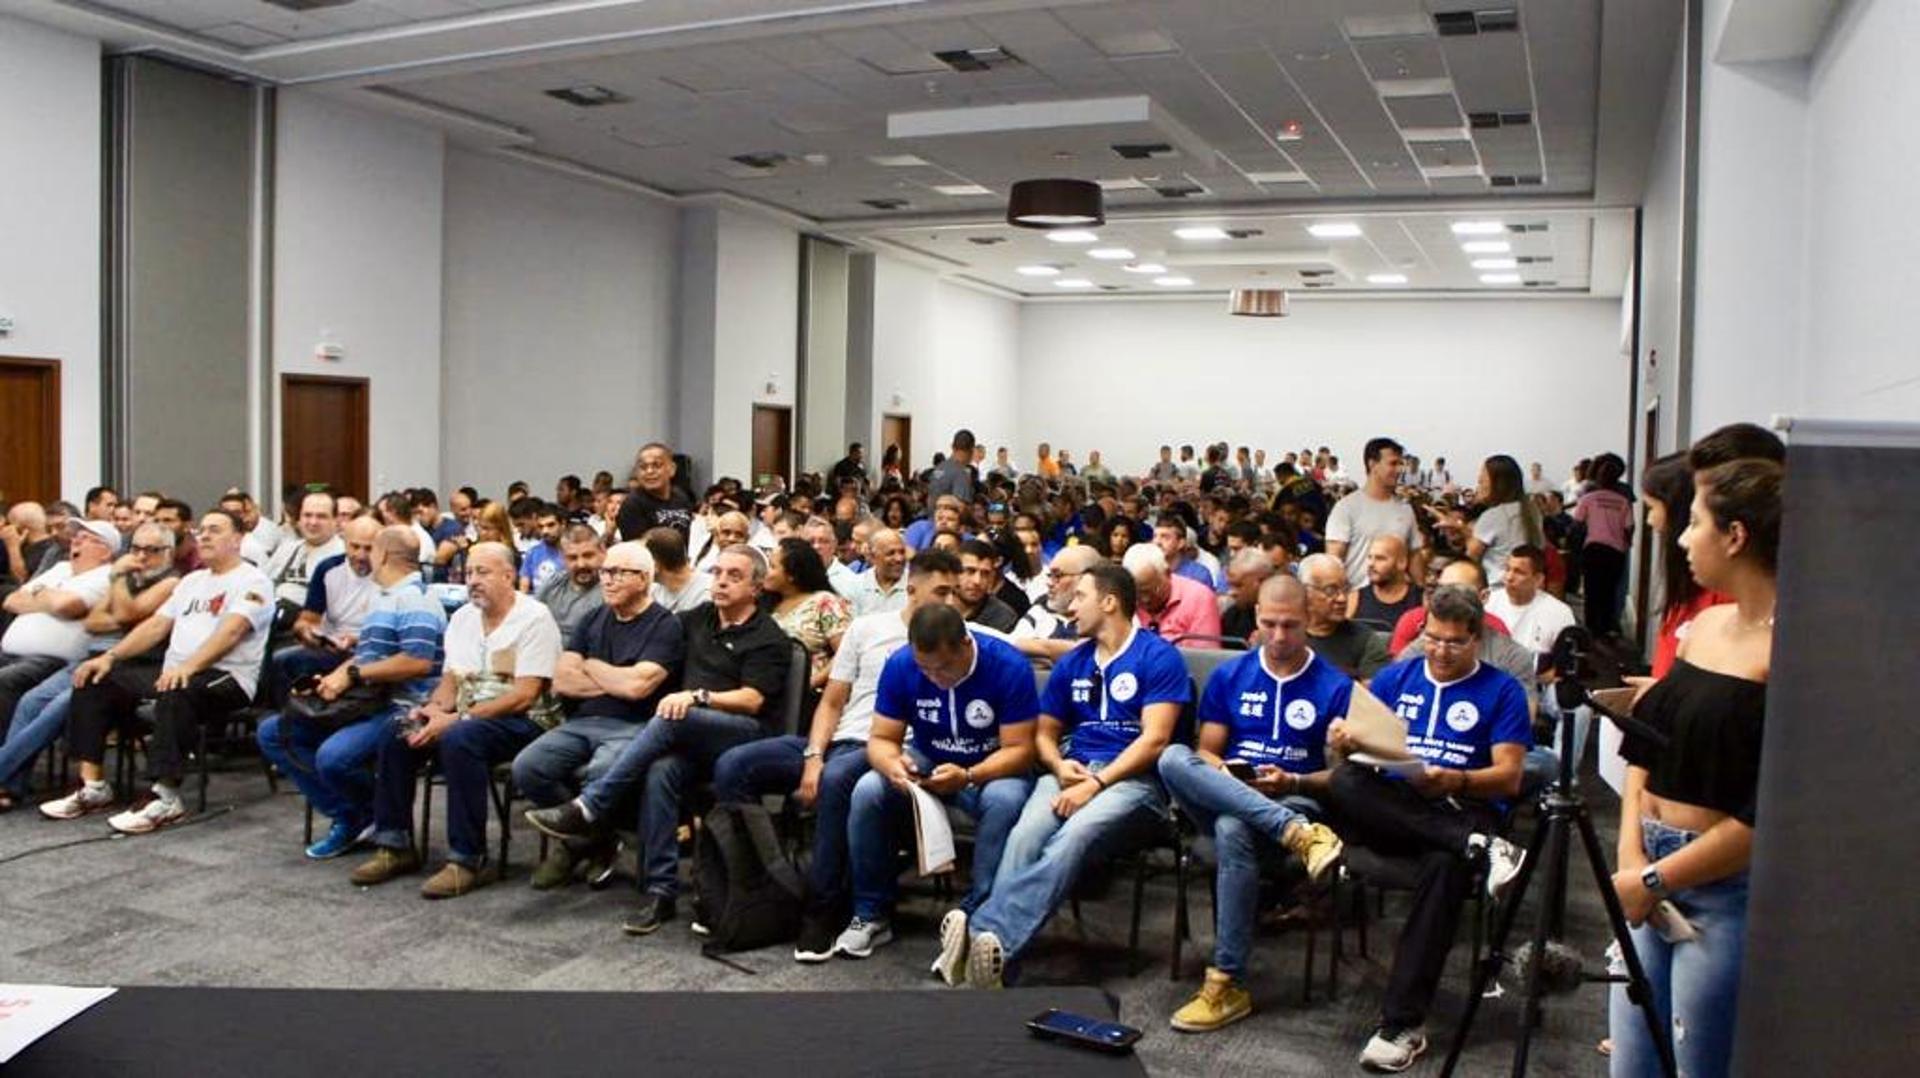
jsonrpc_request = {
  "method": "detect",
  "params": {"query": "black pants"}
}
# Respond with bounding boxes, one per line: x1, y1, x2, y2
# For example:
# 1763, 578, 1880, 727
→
67, 660, 251, 786
0, 654, 67, 730
1327, 765, 1502, 1032
1581, 543, 1628, 637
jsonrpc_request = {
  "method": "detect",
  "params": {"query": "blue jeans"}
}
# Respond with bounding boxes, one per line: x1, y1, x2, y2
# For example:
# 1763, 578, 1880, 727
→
510, 715, 642, 808
972, 763, 1169, 960
1609, 818, 1749, 1078
713, 735, 870, 913
1157, 745, 1320, 977
0, 662, 75, 797
371, 714, 542, 867
578, 706, 769, 897
256, 708, 391, 826
267, 644, 349, 708
846, 745, 1032, 920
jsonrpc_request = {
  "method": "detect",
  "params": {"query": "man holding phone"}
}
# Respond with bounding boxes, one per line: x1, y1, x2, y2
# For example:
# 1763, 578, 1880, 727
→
840, 603, 1037, 964
1157, 574, 1346, 1032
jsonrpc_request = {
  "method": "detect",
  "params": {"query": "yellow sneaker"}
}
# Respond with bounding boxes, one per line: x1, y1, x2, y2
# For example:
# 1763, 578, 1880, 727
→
1170, 967, 1252, 1032
1284, 820, 1344, 883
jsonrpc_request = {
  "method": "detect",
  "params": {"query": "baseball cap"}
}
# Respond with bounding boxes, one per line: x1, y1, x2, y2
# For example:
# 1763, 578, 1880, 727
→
71, 519, 120, 545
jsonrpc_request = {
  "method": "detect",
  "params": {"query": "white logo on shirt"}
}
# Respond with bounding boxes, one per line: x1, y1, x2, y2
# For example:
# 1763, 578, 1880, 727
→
1284, 699, 1318, 731
964, 699, 996, 729
1108, 672, 1138, 703
1445, 701, 1481, 732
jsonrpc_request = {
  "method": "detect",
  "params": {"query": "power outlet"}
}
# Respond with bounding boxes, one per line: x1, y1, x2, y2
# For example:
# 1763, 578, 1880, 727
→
0, 315, 14, 335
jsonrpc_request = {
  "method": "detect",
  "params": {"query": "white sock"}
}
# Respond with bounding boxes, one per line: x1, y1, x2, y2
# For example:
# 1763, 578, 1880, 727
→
575, 798, 595, 823
84, 779, 110, 793
153, 782, 181, 805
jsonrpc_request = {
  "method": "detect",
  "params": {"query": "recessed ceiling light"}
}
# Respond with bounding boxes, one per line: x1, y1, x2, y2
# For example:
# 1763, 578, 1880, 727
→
1368, 273, 1409, 285
1461, 240, 1511, 254
1452, 220, 1506, 235
1480, 273, 1522, 285
1307, 222, 1363, 238
1045, 230, 1100, 244
1154, 276, 1194, 287
1123, 262, 1167, 274
931, 183, 993, 196
1054, 277, 1096, 288
869, 154, 929, 167
1089, 247, 1135, 260
1173, 226, 1229, 240
1016, 265, 1061, 277
1472, 257, 1518, 270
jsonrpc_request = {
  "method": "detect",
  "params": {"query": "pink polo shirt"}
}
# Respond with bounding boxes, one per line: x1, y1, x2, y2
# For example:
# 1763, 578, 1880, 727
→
1137, 573, 1223, 648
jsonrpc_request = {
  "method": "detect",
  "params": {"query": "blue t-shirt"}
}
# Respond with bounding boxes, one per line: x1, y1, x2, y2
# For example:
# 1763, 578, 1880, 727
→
519, 542, 564, 591
1199, 648, 1353, 773
874, 629, 1039, 766
1368, 655, 1533, 774
1042, 628, 1192, 765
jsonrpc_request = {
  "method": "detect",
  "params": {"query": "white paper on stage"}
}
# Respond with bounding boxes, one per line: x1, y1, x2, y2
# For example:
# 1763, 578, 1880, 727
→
0, 984, 116, 1064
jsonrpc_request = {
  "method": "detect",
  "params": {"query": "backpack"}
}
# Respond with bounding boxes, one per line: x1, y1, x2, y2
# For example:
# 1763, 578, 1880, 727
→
692, 801, 805, 954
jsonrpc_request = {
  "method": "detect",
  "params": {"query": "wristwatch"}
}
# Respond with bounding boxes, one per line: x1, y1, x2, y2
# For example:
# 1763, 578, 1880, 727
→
694, 688, 711, 708
801, 745, 823, 760
1640, 863, 1670, 899
346, 664, 364, 687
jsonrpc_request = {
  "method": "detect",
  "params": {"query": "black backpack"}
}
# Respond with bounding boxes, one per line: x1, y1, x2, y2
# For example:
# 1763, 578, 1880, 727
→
692, 802, 805, 954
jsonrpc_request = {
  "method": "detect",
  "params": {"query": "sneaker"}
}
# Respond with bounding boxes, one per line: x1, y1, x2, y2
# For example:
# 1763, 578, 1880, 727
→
40, 782, 115, 820
793, 910, 841, 963
108, 796, 187, 835
349, 846, 422, 886
1360, 1027, 1428, 1072
524, 799, 598, 842
1170, 967, 1253, 1033
689, 921, 710, 938
530, 843, 577, 890
834, 917, 893, 959
622, 893, 675, 936
966, 931, 1005, 990
930, 908, 969, 986
582, 839, 619, 890
305, 819, 372, 860
420, 861, 497, 899
1282, 820, 1344, 884
1481, 835, 1526, 900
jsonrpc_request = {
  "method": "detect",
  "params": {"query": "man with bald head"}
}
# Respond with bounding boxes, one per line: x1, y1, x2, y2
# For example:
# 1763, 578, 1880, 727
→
1158, 573, 1348, 1031
1349, 534, 1422, 630
1300, 553, 1390, 679
2, 501, 62, 584
693, 509, 750, 573
1012, 544, 1099, 660
1220, 547, 1276, 645
351, 541, 560, 897
265, 515, 381, 707
258, 526, 446, 859
846, 527, 909, 616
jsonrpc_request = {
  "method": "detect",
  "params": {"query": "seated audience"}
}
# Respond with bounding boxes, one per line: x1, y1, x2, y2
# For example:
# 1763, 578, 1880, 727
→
1011, 545, 1098, 662
218, 489, 281, 566
644, 527, 710, 613
1220, 547, 1275, 644
1392, 560, 1536, 693
1154, 519, 1215, 589
1350, 535, 1423, 630
534, 524, 606, 638
83, 486, 120, 524
692, 510, 750, 573
765, 538, 853, 691
956, 539, 1020, 633
846, 528, 909, 616
1157, 574, 1345, 1031
349, 542, 561, 897
903, 495, 965, 554
806, 516, 858, 596
269, 516, 380, 703
616, 442, 696, 541
265, 492, 344, 612
1299, 554, 1391, 679
1124, 543, 1222, 647
1486, 546, 1575, 657
153, 498, 204, 576
518, 503, 567, 592
2, 502, 63, 584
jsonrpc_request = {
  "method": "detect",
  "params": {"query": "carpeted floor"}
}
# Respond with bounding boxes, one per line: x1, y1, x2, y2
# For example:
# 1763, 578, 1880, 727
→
0, 755, 1621, 1077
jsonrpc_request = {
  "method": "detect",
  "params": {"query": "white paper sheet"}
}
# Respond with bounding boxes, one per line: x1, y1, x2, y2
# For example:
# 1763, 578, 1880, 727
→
906, 782, 957, 876
0, 984, 116, 1064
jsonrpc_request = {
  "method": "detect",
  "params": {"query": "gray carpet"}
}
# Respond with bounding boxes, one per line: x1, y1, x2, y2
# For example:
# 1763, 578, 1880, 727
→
0, 766, 1617, 1077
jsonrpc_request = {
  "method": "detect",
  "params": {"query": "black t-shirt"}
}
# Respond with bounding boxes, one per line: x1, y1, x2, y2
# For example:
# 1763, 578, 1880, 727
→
967, 594, 1021, 634
679, 603, 792, 724
1221, 602, 1256, 645
617, 488, 695, 542
1309, 621, 1390, 680
567, 602, 686, 722
1354, 584, 1423, 630
993, 577, 1032, 618
830, 457, 867, 489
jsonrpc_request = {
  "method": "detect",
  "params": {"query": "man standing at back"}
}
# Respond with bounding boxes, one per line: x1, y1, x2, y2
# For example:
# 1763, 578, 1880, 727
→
1326, 437, 1425, 590
617, 442, 694, 541
925, 429, 977, 507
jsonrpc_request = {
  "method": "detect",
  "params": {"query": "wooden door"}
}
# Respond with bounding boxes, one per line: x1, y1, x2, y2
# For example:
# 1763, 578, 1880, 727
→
751, 404, 793, 490
0, 358, 61, 503
282, 374, 369, 500
881, 413, 912, 477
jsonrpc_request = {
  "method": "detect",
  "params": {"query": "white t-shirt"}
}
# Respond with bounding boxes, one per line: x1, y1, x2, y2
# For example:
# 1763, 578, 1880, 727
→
825, 610, 910, 743
411, 522, 437, 564
240, 520, 281, 567
1, 562, 113, 661
266, 536, 345, 607
1325, 490, 1425, 588
651, 571, 711, 614
1485, 588, 1576, 656
1473, 501, 1531, 587
442, 593, 561, 682
162, 562, 276, 696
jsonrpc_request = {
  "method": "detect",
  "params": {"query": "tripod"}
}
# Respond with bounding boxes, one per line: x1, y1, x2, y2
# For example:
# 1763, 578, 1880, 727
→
1438, 686, 1676, 1077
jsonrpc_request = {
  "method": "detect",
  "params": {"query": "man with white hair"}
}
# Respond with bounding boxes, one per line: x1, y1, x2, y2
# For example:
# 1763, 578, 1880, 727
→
515, 540, 684, 891
0, 521, 119, 756
1220, 547, 1275, 644
1299, 553, 1391, 680
805, 516, 858, 596
1124, 543, 1221, 648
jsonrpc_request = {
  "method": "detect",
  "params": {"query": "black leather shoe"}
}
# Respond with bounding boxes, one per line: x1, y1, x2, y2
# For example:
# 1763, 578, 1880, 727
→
524, 800, 597, 841
622, 893, 676, 936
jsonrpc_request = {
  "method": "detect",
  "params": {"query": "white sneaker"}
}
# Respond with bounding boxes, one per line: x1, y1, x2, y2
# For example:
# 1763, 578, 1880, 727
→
1359, 1027, 1428, 1072
833, 917, 893, 959
930, 909, 969, 986
40, 783, 115, 820
108, 796, 187, 835
966, 931, 1005, 990
1482, 835, 1526, 900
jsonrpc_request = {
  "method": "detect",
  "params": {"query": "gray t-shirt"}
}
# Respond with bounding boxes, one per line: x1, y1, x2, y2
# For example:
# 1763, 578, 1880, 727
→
535, 575, 605, 640
1325, 490, 1424, 588
926, 457, 974, 506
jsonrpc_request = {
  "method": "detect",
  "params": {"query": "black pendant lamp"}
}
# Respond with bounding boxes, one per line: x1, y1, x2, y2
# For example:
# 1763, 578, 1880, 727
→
1007, 178, 1104, 229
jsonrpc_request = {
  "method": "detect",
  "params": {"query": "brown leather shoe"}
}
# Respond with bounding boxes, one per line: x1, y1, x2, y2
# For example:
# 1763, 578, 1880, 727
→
349, 846, 422, 887
420, 860, 497, 899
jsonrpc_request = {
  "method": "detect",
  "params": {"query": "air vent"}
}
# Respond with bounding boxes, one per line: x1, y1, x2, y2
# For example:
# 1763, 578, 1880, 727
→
263, 0, 355, 9
1223, 228, 1265, 240
1469, 111, 1533, 130
861, 198, 910, 211
1153, 182, 1207, 199
1506, 222, 1550, 233
1099, 285, 1124, 291
1488, 173, 1542, 187
1302, 280, 1334, 289
1112, 142, 1177, 160
730, 151, 788, 171
933, 46, 1021, 73
545, 84, 629, 108
1434, 8, 1520, 35
1516, 255, 1553, 265
1298, 269, 1335, 279
967, 236, 1006, 245
1523, 280, 1557, 288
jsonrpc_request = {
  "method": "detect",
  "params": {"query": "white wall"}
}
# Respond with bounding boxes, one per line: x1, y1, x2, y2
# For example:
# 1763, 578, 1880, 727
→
274, 90, 444, 497
0, 16, 100, 502
870, 258, 1021, 472
1638, 35, 1688, 459
708, 210, 799, 483
1018, 298, 1628, 480
441, 149, 679, 497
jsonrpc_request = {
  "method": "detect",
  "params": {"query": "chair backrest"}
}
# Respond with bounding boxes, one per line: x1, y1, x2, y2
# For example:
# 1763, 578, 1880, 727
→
779, 640, 810, 738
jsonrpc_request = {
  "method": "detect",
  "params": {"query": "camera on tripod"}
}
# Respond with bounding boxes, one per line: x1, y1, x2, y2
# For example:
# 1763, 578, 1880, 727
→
1547, 624, 1596, 711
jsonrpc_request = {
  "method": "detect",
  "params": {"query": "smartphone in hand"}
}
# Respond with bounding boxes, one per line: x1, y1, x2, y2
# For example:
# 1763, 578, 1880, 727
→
1224, 759, 1258, 782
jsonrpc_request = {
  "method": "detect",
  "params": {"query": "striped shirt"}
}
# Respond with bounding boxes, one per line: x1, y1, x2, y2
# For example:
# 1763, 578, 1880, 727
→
353, 572, 447, 707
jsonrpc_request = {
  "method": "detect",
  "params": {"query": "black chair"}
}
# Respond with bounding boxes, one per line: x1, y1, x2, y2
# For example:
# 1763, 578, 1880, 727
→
1330, 840, 1499, 993
417, 758, 522, 871
120, 697, 276, 813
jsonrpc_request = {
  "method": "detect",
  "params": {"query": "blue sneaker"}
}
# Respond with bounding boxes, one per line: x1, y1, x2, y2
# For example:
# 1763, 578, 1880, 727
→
306, 819, 374, 860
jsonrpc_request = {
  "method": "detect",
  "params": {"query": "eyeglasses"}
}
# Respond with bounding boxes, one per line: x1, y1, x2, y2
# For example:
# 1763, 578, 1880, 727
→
1046, 569, 1083, 582
599, 567, 648, 582
1421, 633, 1475, 652
1308, 583, 1350, 599
130, 544, 172, 556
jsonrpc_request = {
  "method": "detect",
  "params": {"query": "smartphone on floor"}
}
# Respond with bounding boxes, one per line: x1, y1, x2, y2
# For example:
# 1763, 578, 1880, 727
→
1027, 1009, 1142, 1054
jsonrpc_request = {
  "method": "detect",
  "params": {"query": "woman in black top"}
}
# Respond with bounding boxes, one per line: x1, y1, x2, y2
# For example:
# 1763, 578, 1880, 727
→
1608, 458, 1781, 1078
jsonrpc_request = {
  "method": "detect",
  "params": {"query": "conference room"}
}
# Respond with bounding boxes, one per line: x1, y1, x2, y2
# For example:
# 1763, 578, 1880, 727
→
0, 0, 1910, 1074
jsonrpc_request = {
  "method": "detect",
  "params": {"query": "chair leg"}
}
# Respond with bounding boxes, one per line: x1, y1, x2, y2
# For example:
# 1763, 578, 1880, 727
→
418, 774, 434, 861
1169, 848, 1188, 981
196, 723, 211, 814
492, 775, 513, 872
1357, 884, 1371, 959
1303, 912, 1317, 1004
304, 800, 315, 846
1127, 858, 1147, 977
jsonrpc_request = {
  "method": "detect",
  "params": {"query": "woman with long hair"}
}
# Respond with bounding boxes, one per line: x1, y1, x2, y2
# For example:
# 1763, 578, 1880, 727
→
1465, 454, 1546, 586
1575, 454, 1635, 637
450, 500, 519, 581
1635, 453, 1730, 681
1608, 458, 1780, 1078
880, 494, 911, 532
1104, 516, 1138, 559
763, 538, 852, 692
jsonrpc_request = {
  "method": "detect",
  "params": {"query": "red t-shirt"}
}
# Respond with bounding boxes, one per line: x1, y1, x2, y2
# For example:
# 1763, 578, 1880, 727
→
1652, 590, 1731, 679
1389, 607, 1511, 655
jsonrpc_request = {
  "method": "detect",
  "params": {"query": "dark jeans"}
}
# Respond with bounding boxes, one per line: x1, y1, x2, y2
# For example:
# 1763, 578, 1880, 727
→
1325, 764, 1502, 1031
578, 707, 770, 897
67, 659, 251, 786
371, 715, 542, 867
0, 654, 67, 727
711, 735, 869, 913
266, 644, 349, 709
1582, 543, 1628, 636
